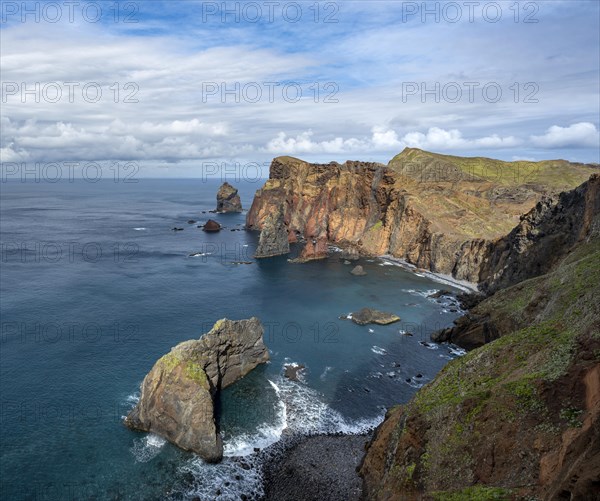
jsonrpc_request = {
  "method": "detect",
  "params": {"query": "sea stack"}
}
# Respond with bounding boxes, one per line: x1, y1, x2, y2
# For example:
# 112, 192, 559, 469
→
216, 182, 243, 213
124, 318, 269, 462
254, 206, 290, 258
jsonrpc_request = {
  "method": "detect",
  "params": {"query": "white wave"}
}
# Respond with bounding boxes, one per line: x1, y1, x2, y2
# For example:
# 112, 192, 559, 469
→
404, 378, 425, 389
403, 288, 439, 298
448, 345, 467, 357
178, 368, 384, 500
419, 341, 439, 350
180, 456, 264, 501
319, 366, 333, 380
223, 407, 287, 457
130, 433, 166, 463
133, 227, 146, 231
379, 255, 478, 292
189, 252, 212, 257
371, 346, 387, 355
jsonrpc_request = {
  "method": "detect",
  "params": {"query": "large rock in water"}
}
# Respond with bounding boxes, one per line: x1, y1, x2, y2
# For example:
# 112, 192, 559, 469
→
202, 219, 221, 232
124, 318, 269, 462
216, 182, 242, 213
350, 308, 400, 325
254, 206, 290, 258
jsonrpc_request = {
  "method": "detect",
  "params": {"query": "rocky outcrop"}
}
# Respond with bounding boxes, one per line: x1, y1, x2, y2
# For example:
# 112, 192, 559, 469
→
432, 175, 600, 350
254, 206, 290, 258
216, 182, 242, 212
350, 308, 400, 325
246, 152, 596, 283
124, 318, 269, 462
350, 265, 367, 276
360, 219, 600, 499
480, 174, 600, 294
202, 219, 221, 232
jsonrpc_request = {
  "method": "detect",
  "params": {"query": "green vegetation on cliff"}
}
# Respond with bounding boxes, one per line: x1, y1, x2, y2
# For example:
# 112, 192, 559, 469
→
390, 147, 598, 189
360, 237, 600, 499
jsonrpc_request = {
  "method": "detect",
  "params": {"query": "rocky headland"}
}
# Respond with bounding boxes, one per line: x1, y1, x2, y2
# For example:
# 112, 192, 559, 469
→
124, 318, 269, 462
246, 149, 597, 284
246, 150, 599, 500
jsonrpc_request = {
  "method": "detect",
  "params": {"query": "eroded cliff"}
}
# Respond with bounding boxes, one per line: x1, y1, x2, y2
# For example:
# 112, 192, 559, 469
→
359, 177, 600, 500
246, 150, 597, 284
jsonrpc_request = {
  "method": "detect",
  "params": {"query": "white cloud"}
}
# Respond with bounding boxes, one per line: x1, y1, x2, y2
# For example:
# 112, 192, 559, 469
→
265, 126, 521, 156
401, 127, 520, 150
265, 130, 367, 154
530, 122, 599, 148
1, 3, 598, 170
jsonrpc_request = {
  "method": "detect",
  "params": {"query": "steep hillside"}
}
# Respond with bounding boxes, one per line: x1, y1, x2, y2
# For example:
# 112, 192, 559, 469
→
359, 215, 600, 498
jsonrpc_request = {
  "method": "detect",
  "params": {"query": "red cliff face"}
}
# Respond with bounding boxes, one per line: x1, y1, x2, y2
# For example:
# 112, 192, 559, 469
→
246, 157, 500, 281
246, 154, 597, 284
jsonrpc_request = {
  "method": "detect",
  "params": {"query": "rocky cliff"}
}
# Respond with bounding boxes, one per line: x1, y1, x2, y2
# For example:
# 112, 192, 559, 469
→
434, 175, 600, 349
246, 150, 596, 283
359, 178, 600, 499
125, 318, 269, 462
480, 174, 600, 294
254, 205, 290, 258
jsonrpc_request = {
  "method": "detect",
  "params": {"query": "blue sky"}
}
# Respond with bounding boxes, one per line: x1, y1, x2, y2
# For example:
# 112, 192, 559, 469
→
1, 0, 599, 176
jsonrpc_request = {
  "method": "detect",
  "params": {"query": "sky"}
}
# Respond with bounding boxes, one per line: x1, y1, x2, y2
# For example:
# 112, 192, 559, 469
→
1, 0, 599, 178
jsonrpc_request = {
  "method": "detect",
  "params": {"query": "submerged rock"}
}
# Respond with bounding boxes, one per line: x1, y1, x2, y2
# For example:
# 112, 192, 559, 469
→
254, 206, 290, 258
350, 265, 367, 276
202, 219, 221, 232
216, 182, 242, 213
350, 308, 400, 325
124, 318, 269, 462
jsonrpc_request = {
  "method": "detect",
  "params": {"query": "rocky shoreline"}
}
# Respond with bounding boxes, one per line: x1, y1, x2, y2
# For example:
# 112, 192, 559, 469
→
259, 172, 600, 500
260, 432, 372, 501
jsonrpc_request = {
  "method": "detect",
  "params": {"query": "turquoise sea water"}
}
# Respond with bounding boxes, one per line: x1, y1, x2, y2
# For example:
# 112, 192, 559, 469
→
0, 179, 465, 500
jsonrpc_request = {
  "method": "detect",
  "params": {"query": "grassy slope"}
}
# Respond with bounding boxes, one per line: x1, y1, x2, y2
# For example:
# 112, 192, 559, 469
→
384, 149, 598, 240
389, 148, 598, 189
362, 238, 600, 499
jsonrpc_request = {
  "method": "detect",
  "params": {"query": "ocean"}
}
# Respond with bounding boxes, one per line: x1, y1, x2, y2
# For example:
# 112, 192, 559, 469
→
0, 179, 466, 500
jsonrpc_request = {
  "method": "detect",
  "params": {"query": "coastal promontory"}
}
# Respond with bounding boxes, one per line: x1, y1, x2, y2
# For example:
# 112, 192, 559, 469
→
246, 149, 597, 283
